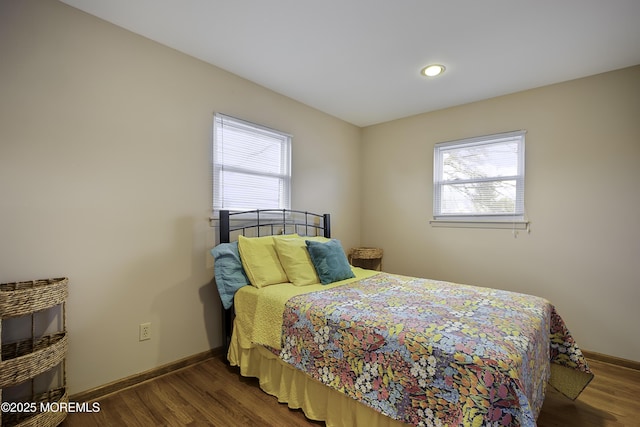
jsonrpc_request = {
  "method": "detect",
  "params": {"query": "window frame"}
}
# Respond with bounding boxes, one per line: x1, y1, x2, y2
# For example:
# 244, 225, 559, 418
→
212, 113, 292, 214
432, 130, 527, 228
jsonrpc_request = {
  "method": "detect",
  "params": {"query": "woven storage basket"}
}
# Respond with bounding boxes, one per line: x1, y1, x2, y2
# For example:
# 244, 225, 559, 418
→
0, 333, 67, 389
0, 279, 68, 319
350, 247, 383, 260
2, 388, 68, 427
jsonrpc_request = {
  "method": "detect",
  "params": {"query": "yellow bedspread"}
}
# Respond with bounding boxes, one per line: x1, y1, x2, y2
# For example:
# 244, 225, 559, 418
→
233, 267, 379, 350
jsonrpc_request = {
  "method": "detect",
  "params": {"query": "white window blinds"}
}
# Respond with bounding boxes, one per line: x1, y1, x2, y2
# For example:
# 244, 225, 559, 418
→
213, 114, 291, 212
433, 131, 525, 221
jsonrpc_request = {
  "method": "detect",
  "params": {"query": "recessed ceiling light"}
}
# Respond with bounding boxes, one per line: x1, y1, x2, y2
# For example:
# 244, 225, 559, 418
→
421, 64, 446, 77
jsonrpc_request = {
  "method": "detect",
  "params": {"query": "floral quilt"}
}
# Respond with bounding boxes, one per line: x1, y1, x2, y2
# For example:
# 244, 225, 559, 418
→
279, 273, 592, 427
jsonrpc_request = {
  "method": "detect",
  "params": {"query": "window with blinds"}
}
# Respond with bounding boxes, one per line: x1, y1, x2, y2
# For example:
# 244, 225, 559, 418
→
433, 131, 525, 222
213, 114, 291, 212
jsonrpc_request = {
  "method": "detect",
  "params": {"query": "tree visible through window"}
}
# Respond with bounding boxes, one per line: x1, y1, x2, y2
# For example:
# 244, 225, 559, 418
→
433, 131, 525, 221
213, 114, 291, 212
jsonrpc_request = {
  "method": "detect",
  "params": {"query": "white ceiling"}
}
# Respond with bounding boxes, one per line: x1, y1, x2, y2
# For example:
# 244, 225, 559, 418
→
60, 0, 640, 127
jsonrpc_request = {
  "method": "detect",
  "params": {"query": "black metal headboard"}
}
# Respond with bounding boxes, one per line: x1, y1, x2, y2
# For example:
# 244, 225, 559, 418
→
216, 209, 331, 352
219, 209, 331, 243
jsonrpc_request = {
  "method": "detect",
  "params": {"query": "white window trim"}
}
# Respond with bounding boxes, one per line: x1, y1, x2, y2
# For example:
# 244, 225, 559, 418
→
429, 219, 530, 230
212, 113, 292, 215
432, 130, 528, 228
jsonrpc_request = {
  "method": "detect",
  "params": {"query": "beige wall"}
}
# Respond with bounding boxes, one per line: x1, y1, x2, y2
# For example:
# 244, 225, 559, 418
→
361, 65, 640, 362
0, 1, 361, 394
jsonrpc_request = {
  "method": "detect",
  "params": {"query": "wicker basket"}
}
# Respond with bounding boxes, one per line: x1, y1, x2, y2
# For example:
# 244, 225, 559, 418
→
0, 333, 67, 389
349, 247, 383, 260
1, 278, 68, 427
2, 388, 68, 427
348, 247, 383, 271
0, 279, 68, 319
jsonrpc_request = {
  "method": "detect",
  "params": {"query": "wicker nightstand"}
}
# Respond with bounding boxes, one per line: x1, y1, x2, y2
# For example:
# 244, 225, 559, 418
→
348, 247, 383, 271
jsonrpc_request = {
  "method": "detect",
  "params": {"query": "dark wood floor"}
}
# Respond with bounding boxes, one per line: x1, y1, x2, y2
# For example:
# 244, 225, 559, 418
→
62, 356, 640, 426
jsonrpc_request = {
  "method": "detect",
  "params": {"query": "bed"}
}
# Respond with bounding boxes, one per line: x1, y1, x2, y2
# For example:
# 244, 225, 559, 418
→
211, 209, 593, 427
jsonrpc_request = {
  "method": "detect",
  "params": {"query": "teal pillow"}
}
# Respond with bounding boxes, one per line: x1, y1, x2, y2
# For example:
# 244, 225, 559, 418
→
211, 242, 250, 309
305, 239, 355, 285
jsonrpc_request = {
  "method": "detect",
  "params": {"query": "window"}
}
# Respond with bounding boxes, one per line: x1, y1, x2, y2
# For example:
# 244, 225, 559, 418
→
213, 114, 291, 212
433, 130, 526, 224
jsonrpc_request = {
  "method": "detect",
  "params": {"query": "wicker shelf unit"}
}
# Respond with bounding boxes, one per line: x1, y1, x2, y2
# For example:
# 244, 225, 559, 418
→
0, 278, 69, 427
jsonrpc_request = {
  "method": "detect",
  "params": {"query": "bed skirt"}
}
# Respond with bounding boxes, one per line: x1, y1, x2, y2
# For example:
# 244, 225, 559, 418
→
227, 324, 407, 427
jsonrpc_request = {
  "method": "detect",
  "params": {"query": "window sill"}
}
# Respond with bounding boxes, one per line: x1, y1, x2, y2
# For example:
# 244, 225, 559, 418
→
430, 219, 530, 230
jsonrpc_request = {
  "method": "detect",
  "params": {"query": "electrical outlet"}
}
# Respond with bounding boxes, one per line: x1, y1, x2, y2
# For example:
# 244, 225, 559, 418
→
139, 322, 151, 341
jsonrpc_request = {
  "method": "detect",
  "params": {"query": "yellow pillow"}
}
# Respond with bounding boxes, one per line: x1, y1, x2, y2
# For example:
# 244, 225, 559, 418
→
274, 237, 321, 286
238, 234, 298, 288
305, 236, 330, 243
